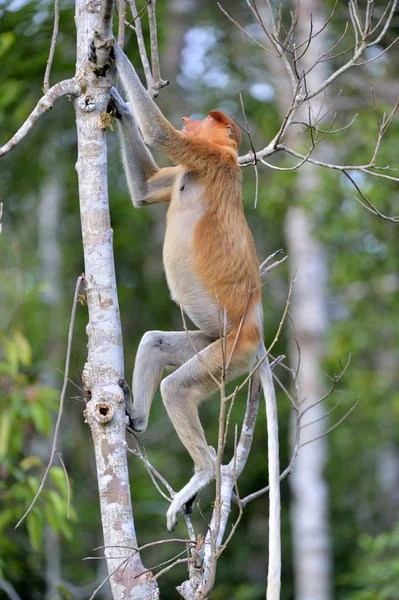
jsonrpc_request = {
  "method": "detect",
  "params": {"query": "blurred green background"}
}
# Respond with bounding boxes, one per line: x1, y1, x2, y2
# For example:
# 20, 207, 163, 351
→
0, 1, 398, 598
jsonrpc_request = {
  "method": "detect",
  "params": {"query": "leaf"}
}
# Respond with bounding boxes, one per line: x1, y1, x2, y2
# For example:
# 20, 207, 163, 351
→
50, 466, 68, 498
26, 512, 43, 552
0, 361, 14, 375
47, 489, 66, 519
20, 455, 43, 471
0, 32, 15, 61
3, 336, 18, 373
0, 508, 15, 533
0, 411, 11, 461
38, 386, 59, 410
30, 403, 52, 436
13, 331, 32, 367
26, 476, 40, 494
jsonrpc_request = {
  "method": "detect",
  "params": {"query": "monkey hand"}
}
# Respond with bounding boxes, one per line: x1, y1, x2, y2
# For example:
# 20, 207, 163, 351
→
109, 87, 132, 120
166, 448, 216, 532
88, 39, 97, 64
118, 378, 148, 432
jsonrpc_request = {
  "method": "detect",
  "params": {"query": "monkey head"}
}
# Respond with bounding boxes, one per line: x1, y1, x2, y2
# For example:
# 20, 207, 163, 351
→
181, 110, 242, 150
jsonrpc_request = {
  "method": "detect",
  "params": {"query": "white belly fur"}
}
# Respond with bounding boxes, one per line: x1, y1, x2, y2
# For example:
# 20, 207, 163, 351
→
163, 173, 223, 338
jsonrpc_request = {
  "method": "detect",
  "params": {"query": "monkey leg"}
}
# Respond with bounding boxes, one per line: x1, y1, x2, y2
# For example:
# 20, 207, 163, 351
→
161, 331, 257, 532
130, 330, 212, 432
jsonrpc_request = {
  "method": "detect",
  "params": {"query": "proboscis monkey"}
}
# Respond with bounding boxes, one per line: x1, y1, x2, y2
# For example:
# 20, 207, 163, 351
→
102, 44, 277, 532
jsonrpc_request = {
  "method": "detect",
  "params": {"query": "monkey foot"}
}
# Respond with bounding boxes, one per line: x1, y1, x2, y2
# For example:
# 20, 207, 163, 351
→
166, 466, 215, 532
184, 493, 198, 515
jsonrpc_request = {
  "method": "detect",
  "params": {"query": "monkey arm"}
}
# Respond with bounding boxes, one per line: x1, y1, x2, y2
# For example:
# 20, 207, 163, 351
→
111, 87, 177, 206
113, 45, 222, 171
117, 115, 177, 206
142, 167, 179, 206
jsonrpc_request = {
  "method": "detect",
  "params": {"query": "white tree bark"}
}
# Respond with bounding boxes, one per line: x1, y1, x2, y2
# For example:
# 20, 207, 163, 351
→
285, 206, 331, 600
261, 1, 333, 595
38, 164, 63, 600
284, 2, 332, 599
73, 1, 159, 598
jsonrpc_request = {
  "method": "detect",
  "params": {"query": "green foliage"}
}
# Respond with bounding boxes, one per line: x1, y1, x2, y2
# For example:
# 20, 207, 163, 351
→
0, 328, 76, 584
343, 524, 399, 600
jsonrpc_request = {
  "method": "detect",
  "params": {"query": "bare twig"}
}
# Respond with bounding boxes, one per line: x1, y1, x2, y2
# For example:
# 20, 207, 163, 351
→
238, 93, 259, 208
43, 0, 60, 93
299, 398, 360, 448
127, 444, 172, 502
217, 3, 276, 55
241, 355, 354, 506
278, 144, 399, 184
88, 557, 130, 600
147, 0, 169, 95
343, 170, 399, 223
15, 275, 84, 528
153, 558, 188, 580
90, 538, 195, 555
55, 449, 71, 519
0, 79, 81, 158
127, 0, 153, 89
117, 0, 126, 47
138, 549, 188, 579
0, 579, 22, 600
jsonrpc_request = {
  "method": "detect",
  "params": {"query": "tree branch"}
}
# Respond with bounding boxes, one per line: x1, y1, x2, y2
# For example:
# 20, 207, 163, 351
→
0, 79, 81, 158
15, 275, 83, 529
43, 0, 60, 93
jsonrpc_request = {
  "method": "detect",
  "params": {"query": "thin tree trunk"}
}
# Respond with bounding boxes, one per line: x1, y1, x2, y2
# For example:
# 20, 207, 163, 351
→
284, 2, 332, 598
285, 205, 331, 600
38, 164, 63, 600
73, 1, 158, 598
261, 0, 333, 597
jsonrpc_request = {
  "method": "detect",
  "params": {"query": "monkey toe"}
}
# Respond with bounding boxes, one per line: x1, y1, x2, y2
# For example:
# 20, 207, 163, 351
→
118, 378, 129, 393
166, 508, 178, 532
184, 493, 197, 515
129, 417, 147, 433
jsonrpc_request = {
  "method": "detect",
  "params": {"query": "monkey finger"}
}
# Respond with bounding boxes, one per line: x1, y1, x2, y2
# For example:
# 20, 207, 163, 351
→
88, 39, 97, 64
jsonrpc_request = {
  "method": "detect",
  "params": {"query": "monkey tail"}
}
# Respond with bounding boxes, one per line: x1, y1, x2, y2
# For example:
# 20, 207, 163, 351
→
258, 341, 281, 600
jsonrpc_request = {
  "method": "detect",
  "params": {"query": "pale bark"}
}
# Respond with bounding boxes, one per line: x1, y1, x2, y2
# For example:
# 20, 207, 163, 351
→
73, 1, 158, 598
285, 206, 331, 600
283, 3, 332, 599
38, 165, 63, 600
259, 1, 333, 597
0, 80, 80, 158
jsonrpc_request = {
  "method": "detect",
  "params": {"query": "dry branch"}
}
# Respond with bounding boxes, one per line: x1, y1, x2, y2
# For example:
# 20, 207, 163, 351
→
43, 0, 61, 92
15, 275, 83, 529
0, 79, 80, 158
235, 0, 399, 220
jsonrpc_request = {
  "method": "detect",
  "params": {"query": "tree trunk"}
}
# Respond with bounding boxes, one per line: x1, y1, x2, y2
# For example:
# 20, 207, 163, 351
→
284, 2, 332, 598
262, 0, 333, 597
73, 1, 159, 598
37, 163, 63, 600
285, 205, 331, 600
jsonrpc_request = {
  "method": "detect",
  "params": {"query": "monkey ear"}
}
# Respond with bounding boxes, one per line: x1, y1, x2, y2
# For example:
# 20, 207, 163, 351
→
227, 124, 234, 138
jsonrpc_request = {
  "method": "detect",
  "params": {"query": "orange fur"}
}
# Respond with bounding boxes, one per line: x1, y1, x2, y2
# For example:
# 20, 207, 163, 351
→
167, 113, 261, 352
